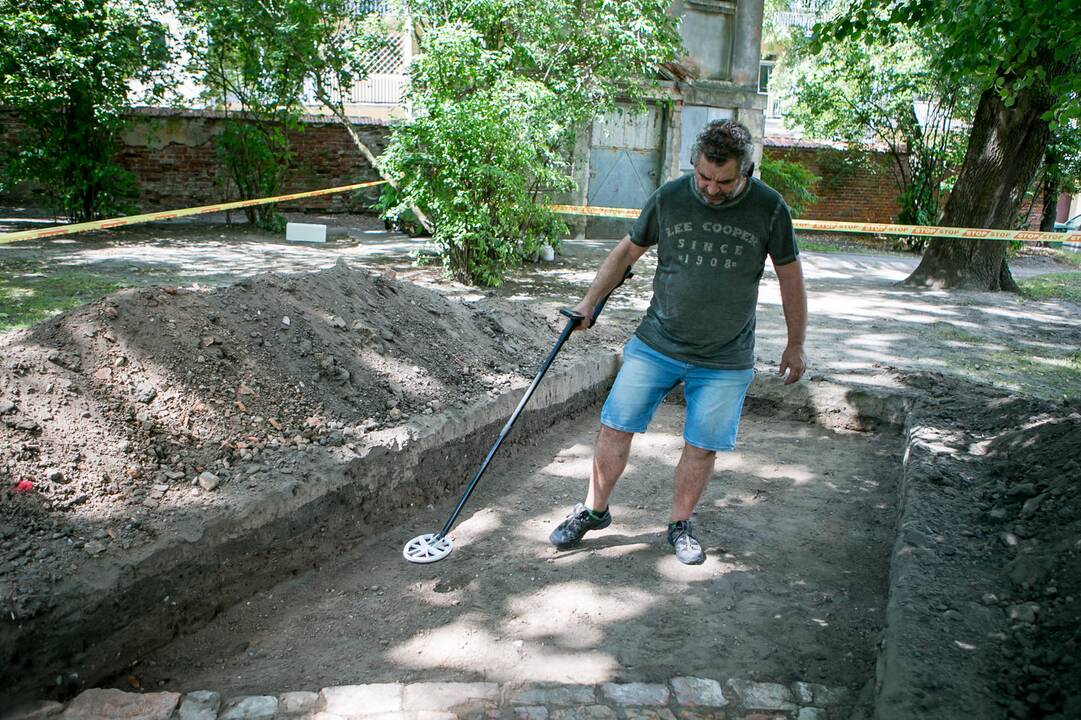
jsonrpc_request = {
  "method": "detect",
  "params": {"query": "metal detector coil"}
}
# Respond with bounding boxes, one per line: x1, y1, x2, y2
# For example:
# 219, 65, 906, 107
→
402, 266, 633, 564
403, 533, 454, 563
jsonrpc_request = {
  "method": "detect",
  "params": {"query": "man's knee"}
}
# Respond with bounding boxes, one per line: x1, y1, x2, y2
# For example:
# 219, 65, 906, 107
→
598, 423, 634, 448
683, 443, 716, 462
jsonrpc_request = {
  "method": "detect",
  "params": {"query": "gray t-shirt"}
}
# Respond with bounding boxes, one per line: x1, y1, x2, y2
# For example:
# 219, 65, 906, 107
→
629, 173, 799, 369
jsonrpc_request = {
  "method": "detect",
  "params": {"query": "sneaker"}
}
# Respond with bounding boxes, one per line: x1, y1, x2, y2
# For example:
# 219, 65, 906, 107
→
667, 520, 705, 564
549, 502, 612, 549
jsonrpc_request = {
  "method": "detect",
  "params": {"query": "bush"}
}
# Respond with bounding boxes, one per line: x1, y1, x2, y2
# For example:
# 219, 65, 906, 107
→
760, 153, 819, 218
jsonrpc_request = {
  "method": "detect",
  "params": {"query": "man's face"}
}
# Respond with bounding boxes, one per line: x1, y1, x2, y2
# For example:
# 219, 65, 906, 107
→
694, 156, 744, 205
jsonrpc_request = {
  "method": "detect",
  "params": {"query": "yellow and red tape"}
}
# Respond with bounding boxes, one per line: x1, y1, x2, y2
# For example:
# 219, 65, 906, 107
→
2, 186, 1079, 246
549, 204, 1081, 245
0, 180, 388, 244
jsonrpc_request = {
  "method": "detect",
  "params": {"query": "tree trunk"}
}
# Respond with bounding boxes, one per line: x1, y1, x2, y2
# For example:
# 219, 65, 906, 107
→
1040, 175, 1060, 232
316, 90, 436, 235
903, 80, 1055, 291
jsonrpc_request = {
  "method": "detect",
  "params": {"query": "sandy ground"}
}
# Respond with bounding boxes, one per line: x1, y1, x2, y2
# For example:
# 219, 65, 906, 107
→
119, 400, 899, 698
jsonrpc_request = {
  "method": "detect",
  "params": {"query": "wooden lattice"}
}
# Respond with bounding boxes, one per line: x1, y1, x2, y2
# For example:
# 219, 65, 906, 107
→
361, 35, 404, 75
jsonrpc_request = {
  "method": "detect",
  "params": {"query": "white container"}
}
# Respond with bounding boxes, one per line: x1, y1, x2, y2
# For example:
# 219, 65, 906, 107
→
286, 222, 327, 243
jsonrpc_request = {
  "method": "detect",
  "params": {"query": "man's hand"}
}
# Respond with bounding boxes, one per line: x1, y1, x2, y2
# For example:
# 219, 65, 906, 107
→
779, 343, 807, 384
569, 299, 594, 332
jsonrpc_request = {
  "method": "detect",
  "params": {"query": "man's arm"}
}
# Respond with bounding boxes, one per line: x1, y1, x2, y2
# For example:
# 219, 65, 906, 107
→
774, 258, 807, 384
571, 235, 649, 331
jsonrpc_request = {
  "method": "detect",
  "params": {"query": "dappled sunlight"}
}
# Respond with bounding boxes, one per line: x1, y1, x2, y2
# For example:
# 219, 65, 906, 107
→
972, 304, 1069, 325
654, 554, 752, 582
355, 346, 456, 402
448, 507, 504, 545
539, 444, 594, 479
506, 581, 653, 645
388, 618, 621, 683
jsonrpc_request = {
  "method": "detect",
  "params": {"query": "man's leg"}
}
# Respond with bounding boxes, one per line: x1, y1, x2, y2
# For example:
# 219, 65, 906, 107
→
549, 425, 630, 549
586, 424, 634, 512
671, 443, 716, 521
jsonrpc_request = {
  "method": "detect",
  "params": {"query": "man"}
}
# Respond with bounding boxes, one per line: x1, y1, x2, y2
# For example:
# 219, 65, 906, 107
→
549, 119, 808, 564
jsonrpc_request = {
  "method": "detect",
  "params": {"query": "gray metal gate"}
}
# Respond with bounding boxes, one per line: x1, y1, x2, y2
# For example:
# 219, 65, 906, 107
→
586, 104, 664, 239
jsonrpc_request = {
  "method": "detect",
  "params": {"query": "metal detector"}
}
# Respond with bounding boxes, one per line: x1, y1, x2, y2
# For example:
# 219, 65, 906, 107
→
403, 267, 633, 563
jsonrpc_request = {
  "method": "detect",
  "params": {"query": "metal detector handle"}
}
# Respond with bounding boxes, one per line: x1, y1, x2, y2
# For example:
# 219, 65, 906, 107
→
560, 265, 634, 329
433, 265, 634, 540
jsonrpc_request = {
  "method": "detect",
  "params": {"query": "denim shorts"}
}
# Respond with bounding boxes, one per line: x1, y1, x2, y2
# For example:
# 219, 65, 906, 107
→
600, 336, 755, 452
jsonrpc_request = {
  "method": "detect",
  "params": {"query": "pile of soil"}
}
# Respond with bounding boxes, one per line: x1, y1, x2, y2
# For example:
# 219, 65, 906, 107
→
0, 261, 590, 625
891, 373, 1081, 719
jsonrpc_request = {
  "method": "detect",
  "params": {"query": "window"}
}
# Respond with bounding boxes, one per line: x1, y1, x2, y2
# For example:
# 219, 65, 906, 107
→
759, 63, 773, 94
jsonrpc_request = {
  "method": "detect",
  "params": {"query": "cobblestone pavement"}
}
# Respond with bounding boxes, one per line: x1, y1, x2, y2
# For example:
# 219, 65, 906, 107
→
4, 678, 872, 720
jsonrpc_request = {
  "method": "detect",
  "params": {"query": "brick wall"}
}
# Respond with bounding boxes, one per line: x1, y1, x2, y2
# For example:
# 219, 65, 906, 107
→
763, 139, 1053, 231
764, 140, 905, 223
0, 107, 391, 213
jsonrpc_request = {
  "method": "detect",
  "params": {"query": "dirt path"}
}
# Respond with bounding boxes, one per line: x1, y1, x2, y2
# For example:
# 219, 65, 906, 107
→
119, 400, 899, 697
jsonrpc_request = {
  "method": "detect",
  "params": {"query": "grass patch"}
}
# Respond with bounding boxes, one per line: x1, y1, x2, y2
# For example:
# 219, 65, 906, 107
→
0, 265, 129, 331
988, 350, 1081, 401
1018, 272, 1081, 303
1048, 248, 1081, 268
932, 322, 984, 344
798, 239, 853, 254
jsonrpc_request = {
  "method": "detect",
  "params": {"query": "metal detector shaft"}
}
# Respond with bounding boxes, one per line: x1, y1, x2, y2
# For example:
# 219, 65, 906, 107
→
435, 266, 633, 539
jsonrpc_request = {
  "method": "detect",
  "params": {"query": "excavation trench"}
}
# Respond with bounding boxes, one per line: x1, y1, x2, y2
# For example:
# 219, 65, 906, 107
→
86, 375, 904, 702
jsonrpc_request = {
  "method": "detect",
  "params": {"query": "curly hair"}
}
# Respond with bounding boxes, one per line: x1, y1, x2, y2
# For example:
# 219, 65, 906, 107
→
691, 120, 754, 174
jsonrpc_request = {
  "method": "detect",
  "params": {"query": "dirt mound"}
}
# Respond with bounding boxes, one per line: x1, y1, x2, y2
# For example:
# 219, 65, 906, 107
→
890, 372, 1081, 718
0, 261, 569, 625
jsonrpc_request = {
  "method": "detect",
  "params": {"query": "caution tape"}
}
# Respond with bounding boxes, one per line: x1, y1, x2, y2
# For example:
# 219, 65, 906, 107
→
549, 204, 1081, 245
4, 189, 1080, 246
0, 179, 387, 244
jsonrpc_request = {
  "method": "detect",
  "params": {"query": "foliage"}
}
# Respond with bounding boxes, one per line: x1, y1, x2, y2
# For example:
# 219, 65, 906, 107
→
371, 184, 423, 237
823, 0, 1081, 126
0, 0, 171, 221
178, 0, 302, 229
760, 152, 819, 218
379, 0, 682, 286
805, 0, 1080, 289
775, 26, 974, 246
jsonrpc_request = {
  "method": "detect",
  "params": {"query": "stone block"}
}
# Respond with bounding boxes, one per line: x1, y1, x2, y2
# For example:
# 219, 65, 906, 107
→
670, 677, 728, 708
600, 683, 669, 706
622, 710, 678, 720
508, 684, 596, 706
220, 696, 278, 720
402, 682, 500, 711
180, 690, 221, 720
511, 708, 548, 720
725, 680, 796, 712
321, 685, 403, 715
279, 691, 319, 715
60, 689, 180, 720
791, 682, 855, 708
0, 701, 64, 720
549, 707, 617, 720
797, 709, 828, 720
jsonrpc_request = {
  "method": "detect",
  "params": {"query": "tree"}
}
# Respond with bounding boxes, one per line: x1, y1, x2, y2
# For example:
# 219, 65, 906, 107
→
777, 30, 974, 246
1032, 122, 1081, 232
0, 0, 171, 221
378, 0, 682, 286
816, 0, 1081, 290
178, 0, 427, 231
178, 0, 365, 230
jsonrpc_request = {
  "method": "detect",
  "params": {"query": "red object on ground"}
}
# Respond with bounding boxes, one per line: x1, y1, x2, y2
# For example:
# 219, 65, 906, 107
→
14, 479, 33, 494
